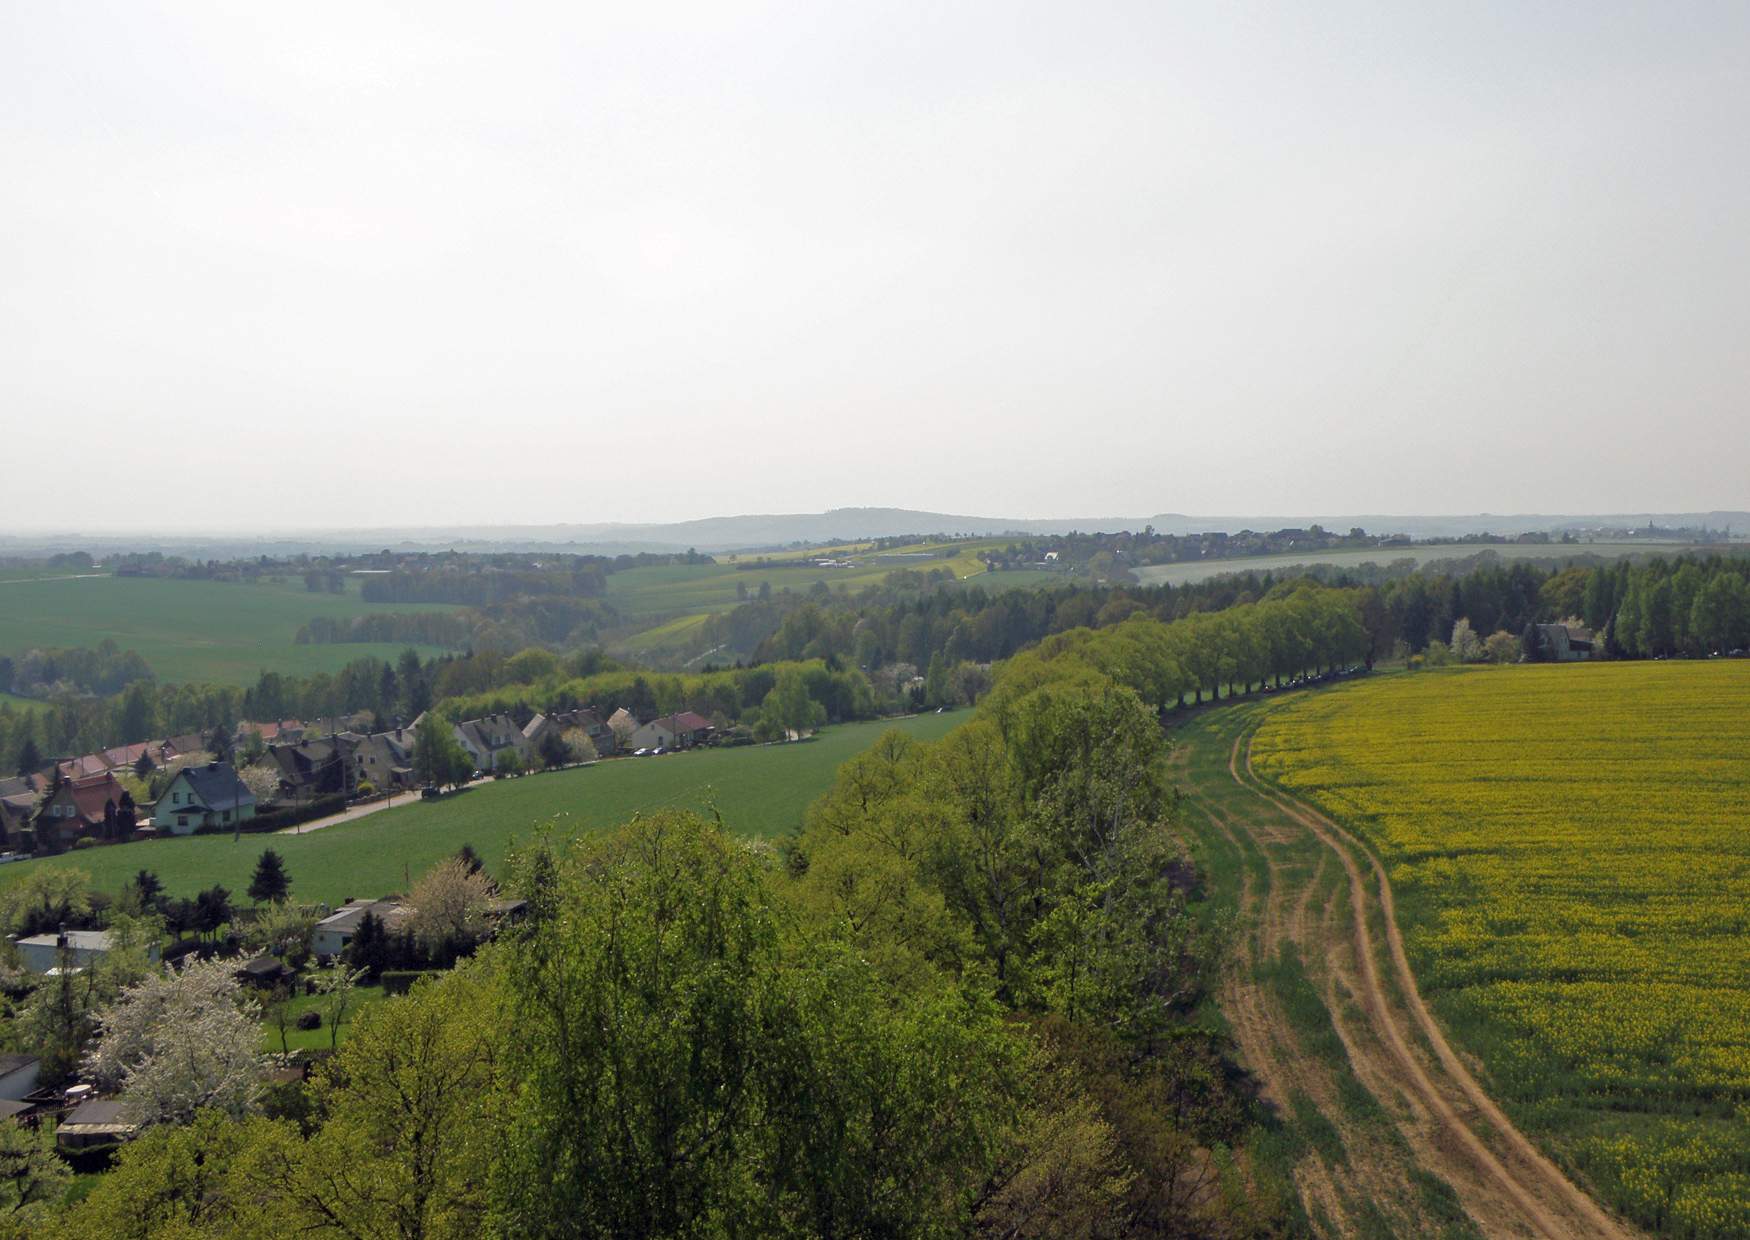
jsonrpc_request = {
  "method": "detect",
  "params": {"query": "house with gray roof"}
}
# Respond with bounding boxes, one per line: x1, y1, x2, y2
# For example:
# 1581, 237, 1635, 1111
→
453, 714, 530, 774
156, 761, 256, 835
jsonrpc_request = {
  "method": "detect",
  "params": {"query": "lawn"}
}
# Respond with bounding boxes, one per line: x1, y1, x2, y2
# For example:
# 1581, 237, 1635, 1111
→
261, 983, 388, 1053
0, 712, 965, 905
1249, 662, 1750, 1236
0, 574, 454, 686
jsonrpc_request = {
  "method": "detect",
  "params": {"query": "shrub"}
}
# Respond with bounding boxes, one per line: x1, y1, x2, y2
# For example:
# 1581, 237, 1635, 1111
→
72, 837, 99, 850
295, 1010, 321, 1031
378, 970, 430, 996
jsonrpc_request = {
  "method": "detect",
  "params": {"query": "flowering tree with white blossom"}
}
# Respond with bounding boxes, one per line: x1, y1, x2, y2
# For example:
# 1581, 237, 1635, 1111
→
85, 956, 269, 1128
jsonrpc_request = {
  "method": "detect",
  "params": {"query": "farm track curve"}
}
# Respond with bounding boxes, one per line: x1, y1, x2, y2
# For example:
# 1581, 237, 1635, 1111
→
1177, 710, 1640, 1239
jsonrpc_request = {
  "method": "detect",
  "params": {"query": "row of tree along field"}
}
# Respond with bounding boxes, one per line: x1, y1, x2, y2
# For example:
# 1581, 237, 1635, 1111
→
13, 613, 1292, 1237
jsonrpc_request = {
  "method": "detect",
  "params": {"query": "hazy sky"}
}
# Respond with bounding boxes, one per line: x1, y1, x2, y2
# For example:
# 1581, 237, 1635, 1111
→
4, 2, 1748, 530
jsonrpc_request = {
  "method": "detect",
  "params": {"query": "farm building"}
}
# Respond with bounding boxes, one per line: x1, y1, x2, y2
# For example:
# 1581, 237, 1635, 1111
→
1534, 623, 1594, 661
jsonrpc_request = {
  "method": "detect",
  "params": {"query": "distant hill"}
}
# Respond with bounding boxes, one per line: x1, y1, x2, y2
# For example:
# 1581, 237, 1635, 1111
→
3, 508, 1745, 558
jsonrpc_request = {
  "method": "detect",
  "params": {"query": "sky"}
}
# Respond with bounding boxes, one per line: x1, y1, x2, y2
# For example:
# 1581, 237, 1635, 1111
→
3, 1, 1748, 530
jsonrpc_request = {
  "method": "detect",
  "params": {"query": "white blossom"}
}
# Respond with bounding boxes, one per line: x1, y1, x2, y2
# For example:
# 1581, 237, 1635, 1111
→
84, 956, 270, 1127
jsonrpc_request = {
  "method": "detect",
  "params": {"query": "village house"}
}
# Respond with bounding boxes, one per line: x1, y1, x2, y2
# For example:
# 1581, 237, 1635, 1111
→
269, 736, 353, 802
14, 928, 145, 974
453, 714, 530, 773
156, 734, 209, 765
155, 761, 256, 835
0, 792, 37, 850
311, 898, 409, 958
235, 719, 305, 748
100, 741, 158, 774
628, 711, 716, 751
31, 772, 133, 849
522, 707, 617, 757
607, 706, 640, 747
350, 728, 416, 793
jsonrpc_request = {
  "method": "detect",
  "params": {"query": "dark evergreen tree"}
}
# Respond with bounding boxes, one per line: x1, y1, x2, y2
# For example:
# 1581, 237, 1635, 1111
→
16, 738, 41, 777
248, 849, 292, 904
345, 910, 390, 979
195, 885, 233, 938
1520, 622, 1545, 663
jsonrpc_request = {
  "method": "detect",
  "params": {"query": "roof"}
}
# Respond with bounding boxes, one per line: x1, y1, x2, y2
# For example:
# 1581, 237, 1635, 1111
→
0, 1100, 30, 1122
46, 774, 126, 824
102, 741, 155, 768
667, 711, 714, 732
315, 898, 406, 935
522, 713, 548, 739
61, 1098, 134, 1133
59, 754, 111, 780
170, 762, 254, 813
458, 715, 523, 754
18, 930, 112, 952
0, 1054, 37, 1077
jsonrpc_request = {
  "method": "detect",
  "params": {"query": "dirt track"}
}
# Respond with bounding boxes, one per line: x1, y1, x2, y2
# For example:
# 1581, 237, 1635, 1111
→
1176, 709, 1638, 1239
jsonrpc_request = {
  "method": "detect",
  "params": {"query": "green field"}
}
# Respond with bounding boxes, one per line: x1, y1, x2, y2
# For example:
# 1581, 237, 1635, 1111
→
1134, 541, 1702, 587
0, 574, 453, 686
0, 692, 45, 713
0, 712, 963, 904
606, 539, 1009, 621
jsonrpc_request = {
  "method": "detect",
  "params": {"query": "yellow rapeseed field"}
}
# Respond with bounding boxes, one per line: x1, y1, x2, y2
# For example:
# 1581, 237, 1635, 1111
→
1252, 662, 1750, 1239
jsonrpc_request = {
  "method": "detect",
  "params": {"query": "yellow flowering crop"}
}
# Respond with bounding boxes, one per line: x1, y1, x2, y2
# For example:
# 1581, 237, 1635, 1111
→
1253, 662, 1750, 1238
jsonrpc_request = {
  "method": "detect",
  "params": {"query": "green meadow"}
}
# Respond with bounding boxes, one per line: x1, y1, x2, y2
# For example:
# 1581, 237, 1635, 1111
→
0, 574, 452, 686
0, 712, 963, 904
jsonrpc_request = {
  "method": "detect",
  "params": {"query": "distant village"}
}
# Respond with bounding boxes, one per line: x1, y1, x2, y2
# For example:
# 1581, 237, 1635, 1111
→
0, 705, 720, 859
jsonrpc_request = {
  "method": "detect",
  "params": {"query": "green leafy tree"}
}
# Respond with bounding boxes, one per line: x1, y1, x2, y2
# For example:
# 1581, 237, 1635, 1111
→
0, 1118, 69, 1229
412, 716, 471, 789
492, 811, 1024, 1236
759, 668, 826, 741
314, 961, 366, 1052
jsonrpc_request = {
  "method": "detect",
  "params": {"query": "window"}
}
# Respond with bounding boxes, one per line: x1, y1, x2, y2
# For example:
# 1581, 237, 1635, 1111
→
172, 792, 180, 804
178, 815, 189, 827
223, 810, 232, 823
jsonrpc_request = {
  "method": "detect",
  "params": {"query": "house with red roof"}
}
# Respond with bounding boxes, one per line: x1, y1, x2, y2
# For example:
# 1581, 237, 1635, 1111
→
30, 773, 134, 850
628, 711, 716, 751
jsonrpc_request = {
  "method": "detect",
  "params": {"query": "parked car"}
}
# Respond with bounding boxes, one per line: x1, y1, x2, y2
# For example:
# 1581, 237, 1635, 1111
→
420, 785, 442, 800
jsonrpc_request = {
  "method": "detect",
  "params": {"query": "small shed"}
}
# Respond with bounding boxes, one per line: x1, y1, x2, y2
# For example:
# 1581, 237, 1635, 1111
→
57, 1099, 138, 1151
